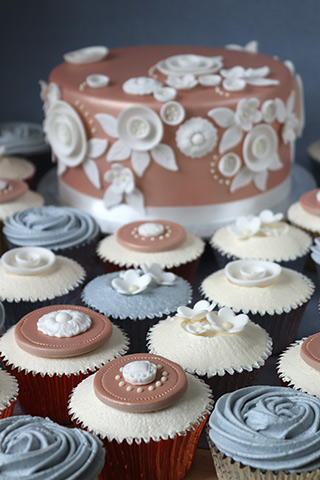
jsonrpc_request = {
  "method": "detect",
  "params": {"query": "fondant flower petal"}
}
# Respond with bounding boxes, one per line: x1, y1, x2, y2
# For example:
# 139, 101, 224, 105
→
107, 140, 131, 162
125, 189, 145, 213
246, 78, 279, 87
95, 113, 118, 138
131, 150, 150, 177
103, 186, 123, 208
253, 170, 268, 191
207, 108, 235, 128
230, 167, 253, 193
268, 153, 283, 171
82, 158, 101, 189
87, 138, 108, 159
151, 144, 178, 171
57, 160, 67, 176
219, 124, 243, 154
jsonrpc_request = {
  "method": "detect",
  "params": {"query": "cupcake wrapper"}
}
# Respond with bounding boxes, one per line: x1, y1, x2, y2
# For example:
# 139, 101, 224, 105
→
2, 284, 83, 331
207, 436, 320, 479
0, 398, 17, 419
213, 248, 308, 273
110, 316, 164, 354
2, 363, 97, 425
249, 304, 308, 355
100, 258, 200, 285
75, 415, 208, 480
198, 367, 262, 401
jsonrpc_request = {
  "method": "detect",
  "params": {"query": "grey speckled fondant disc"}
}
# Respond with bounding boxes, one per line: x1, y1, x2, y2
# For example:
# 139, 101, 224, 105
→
82, 272, 192, 320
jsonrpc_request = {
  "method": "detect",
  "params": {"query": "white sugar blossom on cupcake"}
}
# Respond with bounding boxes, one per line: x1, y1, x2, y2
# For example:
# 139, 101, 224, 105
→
103, 163, 144, 213
166, 74, 198, 90
259, 209, 284, 236
111, 269, 152, 295
220, 65, 279, 92
123, 77, 162, 95
157, 53, 223, 76
176, 300, 216, 321
43, 100, 107, 189
96, 106, 177, 177
207, 307, 249, 333
37, 309, 92, 338
185, 321, 211, 335
39, 81, 61, 112
141, 263, 176, 285
208, 97, 261, 155
227, 216, 261, 239
231, 124, 283, 193
176, 118, 218, 158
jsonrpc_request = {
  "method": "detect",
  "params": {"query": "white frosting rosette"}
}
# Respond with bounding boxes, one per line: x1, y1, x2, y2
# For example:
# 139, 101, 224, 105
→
176, 118, 218, 158
37, 309, 92, 338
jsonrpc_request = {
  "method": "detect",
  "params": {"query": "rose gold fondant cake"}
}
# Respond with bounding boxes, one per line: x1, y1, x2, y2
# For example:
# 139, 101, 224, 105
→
42, 44, 304, 234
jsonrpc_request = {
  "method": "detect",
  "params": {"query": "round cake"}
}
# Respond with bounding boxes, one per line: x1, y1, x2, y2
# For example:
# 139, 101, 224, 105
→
41, 45, 304, 234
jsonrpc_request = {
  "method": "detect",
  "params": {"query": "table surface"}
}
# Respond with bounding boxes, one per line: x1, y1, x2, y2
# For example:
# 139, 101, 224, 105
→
186, 449, 217, 479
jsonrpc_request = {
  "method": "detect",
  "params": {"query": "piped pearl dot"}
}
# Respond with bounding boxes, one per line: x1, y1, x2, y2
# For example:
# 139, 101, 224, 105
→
162, 371, 168, 376
157, 364, 163, 369
161, 377, 167, 382
148, 386, 154, 391
137, 387, 143, 393
115, 375, 121, 380
119, 367, 123, 372
156, 381, 162, 387
119, 381, 125, 387
126, 386, 133, 392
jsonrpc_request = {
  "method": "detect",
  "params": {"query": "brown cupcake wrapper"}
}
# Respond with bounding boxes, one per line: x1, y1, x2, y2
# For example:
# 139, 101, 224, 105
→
73, 413, 208, 480
0, 397, 17, 419
207, 433, 320, 479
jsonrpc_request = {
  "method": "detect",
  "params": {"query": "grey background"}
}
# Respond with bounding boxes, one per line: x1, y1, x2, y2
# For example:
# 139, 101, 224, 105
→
0, 0, 319, 166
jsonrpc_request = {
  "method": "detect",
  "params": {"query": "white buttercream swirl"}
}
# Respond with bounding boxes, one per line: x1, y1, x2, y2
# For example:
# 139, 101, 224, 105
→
37, 309, 92, 338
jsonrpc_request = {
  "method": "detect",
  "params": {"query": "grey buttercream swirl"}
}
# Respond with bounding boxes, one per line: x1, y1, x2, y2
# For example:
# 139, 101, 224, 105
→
3, 206, 99, 250
0, 415, 105, 479
209, 386, 320, 473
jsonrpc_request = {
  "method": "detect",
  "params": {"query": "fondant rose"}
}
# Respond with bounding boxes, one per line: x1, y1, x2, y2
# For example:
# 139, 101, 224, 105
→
96, 106, 178, 178
157, 54, 223, 76
103, 163, 145, 212
43, 100, 107, 188
224, 259, 281, 287
1, 247, 56, 276
37, 309, 92, 338
176, 117, 218, 158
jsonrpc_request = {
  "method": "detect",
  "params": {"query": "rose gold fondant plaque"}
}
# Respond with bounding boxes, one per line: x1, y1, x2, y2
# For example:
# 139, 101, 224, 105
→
116, 220, 186, 253
300, 333, 320, 372
0, 179, 28, 204
15, 305, 112, 358
93, 353, 187, 412
300, 189, 320, 216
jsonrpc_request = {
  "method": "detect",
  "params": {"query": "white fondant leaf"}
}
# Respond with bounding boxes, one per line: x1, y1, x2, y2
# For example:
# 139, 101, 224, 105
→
151, 144, 178, 171
246, 78, 279, 86
103, 186, 123, 208
87, 138, 108, 159
219, 125, 243, 154
131, 150, 150, 177
287, 91, 295, 115
207, 108, 235, 128
82, 158, 101, 189
275, 98, 286, 123
253, 170, 268, 191
57, 161, 67, 176
230, 167, 253, 193
95, 113, 118, 138
268, 153, 283, 171
107, 140, 131, 162
125, 188, 145, 213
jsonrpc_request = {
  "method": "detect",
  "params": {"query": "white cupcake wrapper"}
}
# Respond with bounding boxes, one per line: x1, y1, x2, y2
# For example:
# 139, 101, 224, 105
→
68, 377, 214, 445
0, 371, 19, 411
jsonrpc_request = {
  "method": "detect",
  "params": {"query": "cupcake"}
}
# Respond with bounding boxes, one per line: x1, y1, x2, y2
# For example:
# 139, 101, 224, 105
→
0, 178, 43, 254
278, 333, 320, 398
208, 386, 320, 479
97, 220, 205, 284
210, 209, 311, 271
0, 301, 4, 333
201, 259, 314, 353
147, 300, 272, 399
0, 154, 35, 183
0, 304, 129, 424
3, 205, 100, 275
0, 415, 105, 479
82, 264, 192, 353
288, 189, 320, 239
0, 246, 85, 329
69, 353, 213, 480
0, 370, 18, 419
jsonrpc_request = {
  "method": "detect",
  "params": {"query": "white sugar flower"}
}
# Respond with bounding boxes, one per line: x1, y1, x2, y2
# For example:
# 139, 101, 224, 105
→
111, 269, 152, 295
261, 99, 286, 123
207, 307, 248, 333
96, 105, 177, 178
225, 41, 258, 53
43, 100, 107, 189
166, 74, 198, 90
208, 97, 261, 155
104, 163, 145, 213
282, 91, 300, 146
176, 117, 218, 158
227, 215, 261, 239
185, 322, 211, 336
230, 124, 283, 193
259, 209, 283, 225
37, 310, 92, 338
157, 54, 223, 76
220, 65, 279, 92
39, 81, 61, 112
176, 300, 216, 321
123, 77, 162, 95
141, 263, 176, 285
